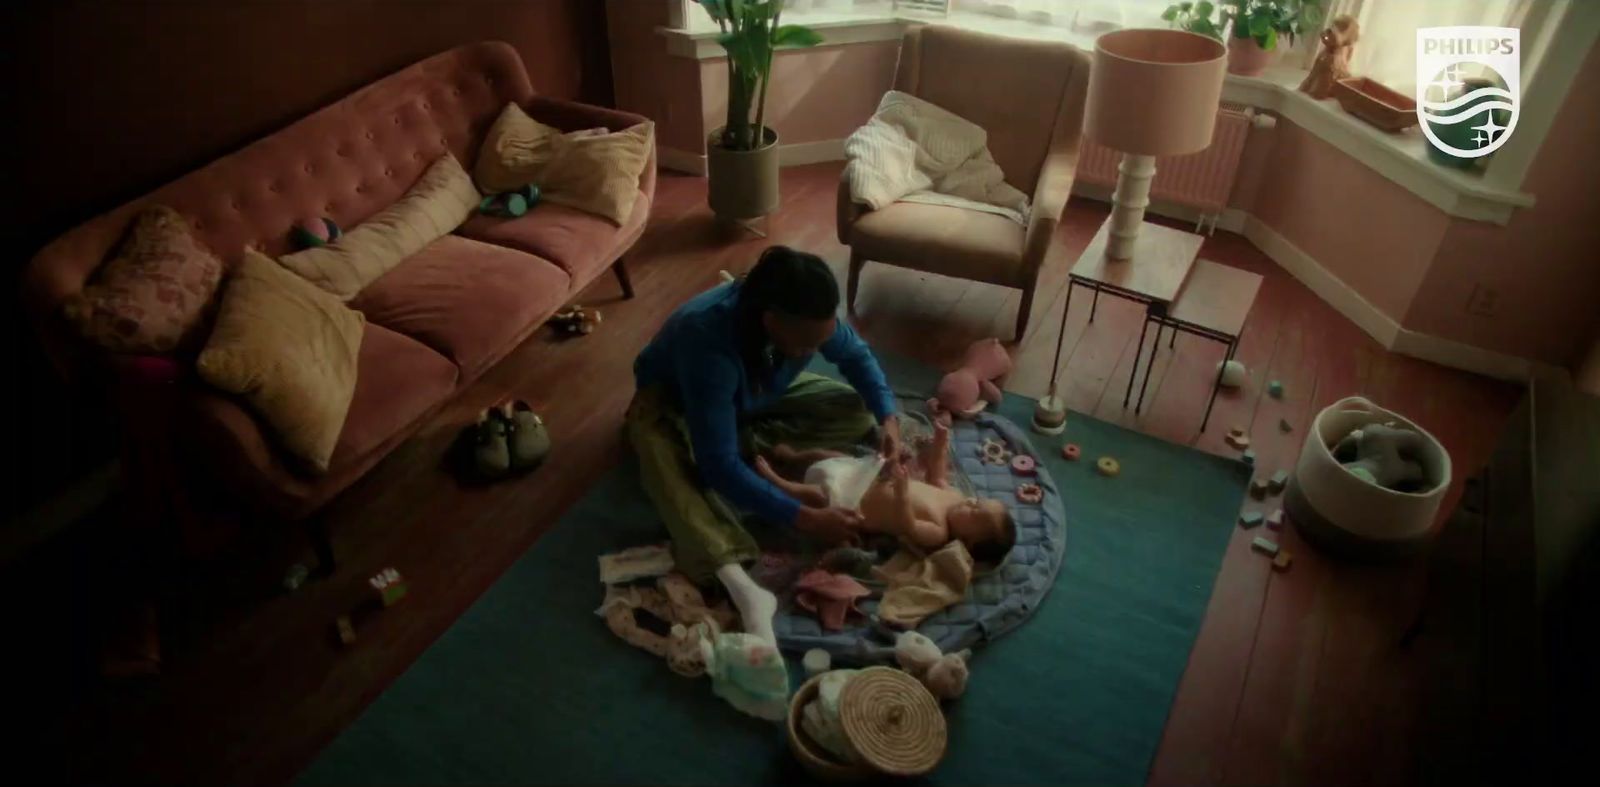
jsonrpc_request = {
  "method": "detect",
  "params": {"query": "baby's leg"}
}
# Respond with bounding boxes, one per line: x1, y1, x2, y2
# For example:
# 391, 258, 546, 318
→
920, 421, 953, 488
753, 456, 829, 508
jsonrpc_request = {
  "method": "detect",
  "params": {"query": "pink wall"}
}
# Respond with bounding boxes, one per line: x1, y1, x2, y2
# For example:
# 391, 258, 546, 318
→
1403, 42, 1600, 366
606, 0, 706, 153
1240, 120, 1452, 318
699, 41, 900, 147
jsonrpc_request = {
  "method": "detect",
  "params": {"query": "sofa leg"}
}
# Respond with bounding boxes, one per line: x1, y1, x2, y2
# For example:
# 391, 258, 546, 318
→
306, 517, 337, 578
1015, 284, 1035, 342
614, 258, 635, 300
847, 251, 865, 313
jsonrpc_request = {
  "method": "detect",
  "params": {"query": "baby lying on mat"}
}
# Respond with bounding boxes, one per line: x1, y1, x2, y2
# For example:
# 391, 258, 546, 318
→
754, 422, 1015, 561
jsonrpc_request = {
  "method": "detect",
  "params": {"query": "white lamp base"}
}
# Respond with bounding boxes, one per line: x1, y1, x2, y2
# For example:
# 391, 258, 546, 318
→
1107, 153, 1157, 260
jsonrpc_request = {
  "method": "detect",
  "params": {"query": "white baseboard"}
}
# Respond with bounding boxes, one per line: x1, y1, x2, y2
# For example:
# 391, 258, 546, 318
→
1241, 215, 1402, 347
1241, 215, 1538, 382
657, 138, 848, 177
778, 138, 847, 166
657, 146, 706, 176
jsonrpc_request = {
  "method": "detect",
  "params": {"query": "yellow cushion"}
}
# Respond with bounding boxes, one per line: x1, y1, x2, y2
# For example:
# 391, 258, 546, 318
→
539, 122, 655, 225
473, 103, 566, 195
279, 153, 478, 299
197, 249, 365, 474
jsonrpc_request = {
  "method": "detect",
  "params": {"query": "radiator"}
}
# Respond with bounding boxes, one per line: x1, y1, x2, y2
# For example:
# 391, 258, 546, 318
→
1077, 107, 1268, 224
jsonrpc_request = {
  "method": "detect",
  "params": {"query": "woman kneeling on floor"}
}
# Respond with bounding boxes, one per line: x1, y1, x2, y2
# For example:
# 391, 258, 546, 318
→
628, 245, 901, 647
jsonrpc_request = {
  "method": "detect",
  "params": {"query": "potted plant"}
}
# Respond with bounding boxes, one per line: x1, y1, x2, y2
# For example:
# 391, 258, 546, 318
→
1162, 0, 1323, 77
698, 0, 822, 221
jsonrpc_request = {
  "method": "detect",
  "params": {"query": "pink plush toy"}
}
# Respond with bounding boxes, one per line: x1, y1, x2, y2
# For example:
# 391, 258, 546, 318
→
928, 338, 1012, 424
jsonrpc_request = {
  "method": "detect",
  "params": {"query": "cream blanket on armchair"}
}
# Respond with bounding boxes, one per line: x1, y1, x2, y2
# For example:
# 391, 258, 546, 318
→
843, 90, 1031, 226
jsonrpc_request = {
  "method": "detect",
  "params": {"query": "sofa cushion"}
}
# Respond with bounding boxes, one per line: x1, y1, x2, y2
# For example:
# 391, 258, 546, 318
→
64, 206, 224, 354
459, 190, 649, 292
537, 122, 655, 224
473, 103, 565, 195
330, 323, 459, 467
351, 235, 571, 379
279, 153, 480, 299
848, 201, 1024, 285
196, 250, 365, 474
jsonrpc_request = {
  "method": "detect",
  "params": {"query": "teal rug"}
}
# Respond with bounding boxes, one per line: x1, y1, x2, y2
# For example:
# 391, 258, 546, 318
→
300, 353, 1249, 786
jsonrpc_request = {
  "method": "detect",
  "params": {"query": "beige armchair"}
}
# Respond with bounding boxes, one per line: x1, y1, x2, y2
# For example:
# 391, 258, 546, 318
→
838, 25, 1090, 341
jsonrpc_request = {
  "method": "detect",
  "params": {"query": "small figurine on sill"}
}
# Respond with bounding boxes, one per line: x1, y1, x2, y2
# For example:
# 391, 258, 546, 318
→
1299, 14, 1360, 100
549, 304, 602, 337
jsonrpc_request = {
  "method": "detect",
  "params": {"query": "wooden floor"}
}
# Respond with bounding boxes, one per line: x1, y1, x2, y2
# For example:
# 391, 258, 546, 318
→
27, 163, 1521, 784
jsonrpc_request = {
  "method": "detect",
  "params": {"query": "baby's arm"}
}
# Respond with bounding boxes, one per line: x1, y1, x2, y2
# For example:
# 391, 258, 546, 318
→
920, 421, 953, 488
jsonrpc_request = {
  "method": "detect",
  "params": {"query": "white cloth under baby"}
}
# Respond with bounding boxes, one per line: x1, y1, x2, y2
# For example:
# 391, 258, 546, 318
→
804, 455, 886, 511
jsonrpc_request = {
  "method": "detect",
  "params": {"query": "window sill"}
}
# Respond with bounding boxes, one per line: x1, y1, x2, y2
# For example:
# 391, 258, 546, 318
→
1223, 67, 1533, 224
656, 14, 1534, 224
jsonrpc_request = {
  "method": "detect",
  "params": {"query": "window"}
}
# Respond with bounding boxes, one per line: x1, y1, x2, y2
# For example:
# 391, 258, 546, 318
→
953, 0, 1173, 33
1330, 0, 1549, 93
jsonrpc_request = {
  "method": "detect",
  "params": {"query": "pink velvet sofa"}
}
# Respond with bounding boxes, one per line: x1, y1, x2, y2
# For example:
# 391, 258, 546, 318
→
22, 42, 654, 544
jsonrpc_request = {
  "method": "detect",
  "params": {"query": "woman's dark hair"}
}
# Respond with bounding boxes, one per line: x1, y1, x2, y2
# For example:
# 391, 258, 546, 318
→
735, 245, 840, 392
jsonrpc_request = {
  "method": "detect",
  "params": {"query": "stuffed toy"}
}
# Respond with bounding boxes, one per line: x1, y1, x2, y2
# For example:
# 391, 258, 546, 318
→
1332, 422, 1430, 492
1299, 15, 1361, 99
289, 217, 342, 250
894, 630, 971, 700
549, 304, 602, 337
928, 338, 1012, 424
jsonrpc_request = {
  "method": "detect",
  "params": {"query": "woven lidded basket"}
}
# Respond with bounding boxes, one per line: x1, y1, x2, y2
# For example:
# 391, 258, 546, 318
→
787, 667, 948, 780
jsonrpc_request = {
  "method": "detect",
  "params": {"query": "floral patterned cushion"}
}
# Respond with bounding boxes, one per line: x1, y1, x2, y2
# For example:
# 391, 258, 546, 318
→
63, 206, 224, 354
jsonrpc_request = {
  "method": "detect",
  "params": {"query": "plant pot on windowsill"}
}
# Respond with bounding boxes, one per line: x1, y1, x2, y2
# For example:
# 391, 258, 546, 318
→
708, 126, 781, 221
1227, 36, 1276, 77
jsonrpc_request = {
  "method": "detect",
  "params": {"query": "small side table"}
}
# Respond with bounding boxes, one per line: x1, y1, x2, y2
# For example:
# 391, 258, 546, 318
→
1065, 219, 1205, 322
1128, 259, 1262, 431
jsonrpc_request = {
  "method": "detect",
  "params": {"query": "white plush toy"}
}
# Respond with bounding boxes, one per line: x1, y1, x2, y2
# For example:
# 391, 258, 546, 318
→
894, 631, 972, 700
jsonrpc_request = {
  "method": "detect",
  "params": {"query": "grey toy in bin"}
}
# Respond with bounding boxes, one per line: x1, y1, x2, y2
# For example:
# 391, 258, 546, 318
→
1284, 396, 1451, 560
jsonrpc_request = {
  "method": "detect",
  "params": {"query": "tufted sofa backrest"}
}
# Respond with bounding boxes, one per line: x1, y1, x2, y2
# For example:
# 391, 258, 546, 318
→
25, 42, 534, 380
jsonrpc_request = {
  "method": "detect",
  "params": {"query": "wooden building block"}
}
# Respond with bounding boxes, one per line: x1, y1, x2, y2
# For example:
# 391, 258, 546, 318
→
1251, 536, 1280, 556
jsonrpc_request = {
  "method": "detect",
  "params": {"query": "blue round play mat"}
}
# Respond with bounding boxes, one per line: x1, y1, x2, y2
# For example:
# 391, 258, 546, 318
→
772, 411, 1067, 663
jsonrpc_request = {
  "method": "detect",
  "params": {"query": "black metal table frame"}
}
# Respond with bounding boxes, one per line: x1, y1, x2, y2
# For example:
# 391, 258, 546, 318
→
1123, 305, 1238, 432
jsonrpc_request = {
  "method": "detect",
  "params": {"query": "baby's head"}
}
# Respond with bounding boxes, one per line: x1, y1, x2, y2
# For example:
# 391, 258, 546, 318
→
945, 497, 1016, 563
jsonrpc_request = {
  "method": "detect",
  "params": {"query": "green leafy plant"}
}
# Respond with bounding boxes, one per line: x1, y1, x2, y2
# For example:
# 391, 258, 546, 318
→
699, 0, 823, 151
1161, 0, 1323, 51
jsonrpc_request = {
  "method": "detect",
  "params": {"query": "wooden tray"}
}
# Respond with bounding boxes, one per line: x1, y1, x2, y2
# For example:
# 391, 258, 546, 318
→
1333, 77, 1417, 132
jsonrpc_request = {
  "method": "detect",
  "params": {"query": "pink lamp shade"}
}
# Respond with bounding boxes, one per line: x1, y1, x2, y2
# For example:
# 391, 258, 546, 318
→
1085, 29, 1227, 156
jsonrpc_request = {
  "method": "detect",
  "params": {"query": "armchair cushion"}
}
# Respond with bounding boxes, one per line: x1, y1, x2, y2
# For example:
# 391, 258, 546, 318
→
848, 202, 1025, 285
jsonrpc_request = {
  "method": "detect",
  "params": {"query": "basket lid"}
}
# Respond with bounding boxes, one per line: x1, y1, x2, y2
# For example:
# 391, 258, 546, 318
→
838, 667, 947, 776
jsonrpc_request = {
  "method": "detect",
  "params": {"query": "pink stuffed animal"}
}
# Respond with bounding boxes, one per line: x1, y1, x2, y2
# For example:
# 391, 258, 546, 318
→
928, 338, 1012, 424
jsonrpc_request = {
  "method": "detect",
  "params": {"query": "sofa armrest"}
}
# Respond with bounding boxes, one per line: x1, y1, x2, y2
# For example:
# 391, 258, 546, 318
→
1020, 145, 1077, 285
522, 96, 657, 207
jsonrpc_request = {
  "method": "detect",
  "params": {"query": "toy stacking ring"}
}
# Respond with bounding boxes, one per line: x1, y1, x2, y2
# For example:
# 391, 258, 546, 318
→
1096, 456, 1121, 477
1061, 443, 1081, 461
1016, 483, 1043, 503
980, 438, 1010, 465
1010, 454, 1036, 475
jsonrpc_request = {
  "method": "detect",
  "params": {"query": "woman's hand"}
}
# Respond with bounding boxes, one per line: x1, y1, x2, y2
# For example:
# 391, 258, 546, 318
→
878, 415, 903, 460
795, 505, 864, 546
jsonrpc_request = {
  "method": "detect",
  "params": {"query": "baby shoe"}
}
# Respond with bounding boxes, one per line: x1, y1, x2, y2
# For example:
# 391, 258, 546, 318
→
501, 400, 551, 472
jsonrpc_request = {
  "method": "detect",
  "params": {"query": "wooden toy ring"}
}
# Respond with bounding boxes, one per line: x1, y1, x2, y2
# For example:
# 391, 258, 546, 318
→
1096, 456, 1121, 477
980, 438, 1011, 464
1010, 454, 1036, 475
1015, 483, 1043, 503
1061, 443, 1081, 461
